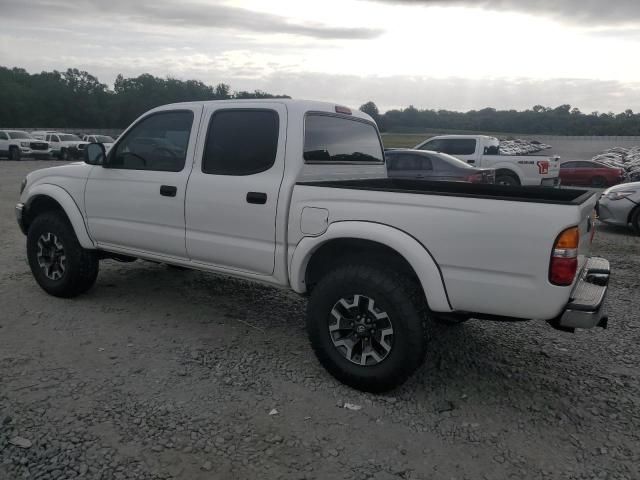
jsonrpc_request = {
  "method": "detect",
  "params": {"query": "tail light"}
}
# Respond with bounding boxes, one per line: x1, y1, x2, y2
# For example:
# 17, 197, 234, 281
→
465, 173, 484, 183
549, 226, 579, 286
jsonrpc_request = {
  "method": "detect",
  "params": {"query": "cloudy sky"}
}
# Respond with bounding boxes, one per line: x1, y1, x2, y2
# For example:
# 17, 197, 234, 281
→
1, 0, 639, 112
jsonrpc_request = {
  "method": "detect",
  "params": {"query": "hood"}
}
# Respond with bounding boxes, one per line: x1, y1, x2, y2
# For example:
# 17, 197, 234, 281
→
25, 162, 90, 187
603, 181, 640, 194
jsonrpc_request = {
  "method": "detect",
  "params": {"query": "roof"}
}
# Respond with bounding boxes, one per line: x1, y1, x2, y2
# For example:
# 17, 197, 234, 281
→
151, 99, 374, 123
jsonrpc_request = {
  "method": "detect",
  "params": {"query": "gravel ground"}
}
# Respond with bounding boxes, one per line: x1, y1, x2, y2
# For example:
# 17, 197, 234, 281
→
1, 160, 639, 480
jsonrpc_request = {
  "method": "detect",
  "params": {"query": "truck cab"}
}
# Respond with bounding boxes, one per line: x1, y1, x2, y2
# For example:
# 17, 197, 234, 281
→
415, 135, 560, 187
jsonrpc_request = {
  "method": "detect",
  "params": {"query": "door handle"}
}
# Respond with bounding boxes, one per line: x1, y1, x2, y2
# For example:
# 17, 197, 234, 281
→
160, 185, 177, 197
246, 192, 267, 204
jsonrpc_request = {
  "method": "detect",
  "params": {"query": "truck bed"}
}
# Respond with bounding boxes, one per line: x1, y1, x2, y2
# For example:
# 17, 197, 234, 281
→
298, 178, 594, 206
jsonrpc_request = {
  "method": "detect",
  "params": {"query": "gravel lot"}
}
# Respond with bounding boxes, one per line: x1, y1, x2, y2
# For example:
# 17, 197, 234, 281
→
1, 160, 639, 480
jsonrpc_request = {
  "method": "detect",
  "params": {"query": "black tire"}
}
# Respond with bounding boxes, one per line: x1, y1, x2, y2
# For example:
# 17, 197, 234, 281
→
306, 264, 429, 392
60, 149, 69, 161
27, 212, 99, 298
9, 147, 21, 161
631, 208, 640, 235
495, 174, 519, 186
591, 176, 607, 188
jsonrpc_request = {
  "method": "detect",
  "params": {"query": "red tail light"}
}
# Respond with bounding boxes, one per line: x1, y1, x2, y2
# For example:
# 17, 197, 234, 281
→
549, 227, 579, 286
465, 173, 484, 183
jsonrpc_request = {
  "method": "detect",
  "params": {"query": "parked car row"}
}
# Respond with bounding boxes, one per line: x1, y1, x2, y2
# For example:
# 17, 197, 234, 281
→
0, 129, 115, 161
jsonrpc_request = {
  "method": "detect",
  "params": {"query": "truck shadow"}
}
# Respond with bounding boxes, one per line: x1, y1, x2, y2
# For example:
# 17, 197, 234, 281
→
88, 261, 625, 419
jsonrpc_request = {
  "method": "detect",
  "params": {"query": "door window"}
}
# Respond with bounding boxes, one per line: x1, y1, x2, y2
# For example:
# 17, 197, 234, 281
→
110, 111, 194, 172
0, 132, 8, 140
561, 162, 577, 169
202, 109, 279, 175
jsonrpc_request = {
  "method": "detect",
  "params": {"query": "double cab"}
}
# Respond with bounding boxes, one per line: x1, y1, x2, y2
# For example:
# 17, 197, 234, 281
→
16, 100, 610, 392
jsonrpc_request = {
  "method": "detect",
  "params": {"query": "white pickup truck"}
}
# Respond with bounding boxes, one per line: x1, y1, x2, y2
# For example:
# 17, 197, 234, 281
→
16, 100, 610, 392
415, 135, 561, 187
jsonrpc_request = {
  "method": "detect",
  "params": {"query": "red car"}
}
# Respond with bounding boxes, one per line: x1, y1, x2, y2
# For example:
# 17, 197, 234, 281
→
560, 160, 625, 188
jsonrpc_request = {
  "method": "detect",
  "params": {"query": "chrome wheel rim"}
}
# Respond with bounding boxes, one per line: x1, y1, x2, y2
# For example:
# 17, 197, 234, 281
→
37, 232, 66, 280
329, 295, 394, 366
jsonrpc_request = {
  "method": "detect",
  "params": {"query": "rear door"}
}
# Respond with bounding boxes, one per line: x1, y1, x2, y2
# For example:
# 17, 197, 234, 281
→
387, 153, 425, 179
185, 103, 287, 275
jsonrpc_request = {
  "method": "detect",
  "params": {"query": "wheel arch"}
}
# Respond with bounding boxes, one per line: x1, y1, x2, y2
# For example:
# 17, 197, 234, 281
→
289, 221, 453, 313
23, 185, 95, 249
494, 166, 522, 184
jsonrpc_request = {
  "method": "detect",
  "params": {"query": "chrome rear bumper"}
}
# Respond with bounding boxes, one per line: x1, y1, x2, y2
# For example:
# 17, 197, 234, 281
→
548, 257, 610, 332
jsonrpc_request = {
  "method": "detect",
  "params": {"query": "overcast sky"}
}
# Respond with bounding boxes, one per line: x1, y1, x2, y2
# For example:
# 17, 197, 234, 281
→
1, 0, 639, 112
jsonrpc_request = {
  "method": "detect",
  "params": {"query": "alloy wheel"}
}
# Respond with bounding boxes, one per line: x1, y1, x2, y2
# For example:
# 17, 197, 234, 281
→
328, 294, 394, 366
36, 232, 66, 280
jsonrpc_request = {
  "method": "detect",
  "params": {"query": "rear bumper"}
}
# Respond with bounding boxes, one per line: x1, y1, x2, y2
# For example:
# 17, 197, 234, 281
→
548, 257, 610, 331
541, 177, 561, 187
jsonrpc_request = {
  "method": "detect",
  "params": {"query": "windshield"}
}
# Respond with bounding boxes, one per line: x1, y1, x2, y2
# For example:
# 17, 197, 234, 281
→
94, 135, 114, 143
304, 114, 383, 163
8, 131, 32, 140
58, 134, 81, 141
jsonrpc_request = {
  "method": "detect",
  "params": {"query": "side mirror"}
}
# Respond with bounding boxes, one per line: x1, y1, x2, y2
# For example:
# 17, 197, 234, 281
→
85, 142, 106, 166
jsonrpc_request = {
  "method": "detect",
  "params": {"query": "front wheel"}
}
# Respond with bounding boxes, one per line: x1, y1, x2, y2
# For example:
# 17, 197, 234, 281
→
306, 264, 429, 392
27, 212, 99, 298
9, 147, 21, 161
631, 208, 640, 235
591, 176, 607, 188
60, 149, 69, 161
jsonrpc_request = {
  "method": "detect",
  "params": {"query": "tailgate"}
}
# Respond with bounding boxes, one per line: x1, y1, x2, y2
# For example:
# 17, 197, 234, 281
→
576, 192, 599, 271
542, 156, 560, 178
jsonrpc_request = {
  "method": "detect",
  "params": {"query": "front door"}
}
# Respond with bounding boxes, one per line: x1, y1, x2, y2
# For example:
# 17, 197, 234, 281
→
185, 103, 287, 275
84, 107, 202, 259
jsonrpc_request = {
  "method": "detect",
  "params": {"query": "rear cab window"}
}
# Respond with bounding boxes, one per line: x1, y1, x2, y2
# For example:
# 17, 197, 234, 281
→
304, 114, 383, 164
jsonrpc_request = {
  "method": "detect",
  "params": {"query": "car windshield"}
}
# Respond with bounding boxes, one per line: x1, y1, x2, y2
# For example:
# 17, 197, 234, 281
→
8, 131, 32, 139
94, 135, 114, 143
58, 134, 81, 141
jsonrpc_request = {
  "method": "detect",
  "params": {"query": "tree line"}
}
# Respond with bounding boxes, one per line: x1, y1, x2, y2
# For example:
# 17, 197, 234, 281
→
359, 102, 640, 136
2, 66, 640, 135
0, 66, 289, 129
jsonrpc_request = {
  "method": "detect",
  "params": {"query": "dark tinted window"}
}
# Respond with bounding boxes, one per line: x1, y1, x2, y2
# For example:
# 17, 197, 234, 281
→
110, 111, 193, 172
575, 161, 600, 168
0, 132, 8, 140
561, 162, 577, 168
387, 153, 431, 171
203, 109, 279, 175
420, 138, 476, 155
304, 114, 383, 163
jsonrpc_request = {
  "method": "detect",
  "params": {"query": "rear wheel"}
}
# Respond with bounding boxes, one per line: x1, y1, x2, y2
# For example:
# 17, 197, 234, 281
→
591, 176, 607, 188
306, 264, 429, 392
27, 212, 99, 298
495, 173, 519, 186
9, 147, 21, 161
